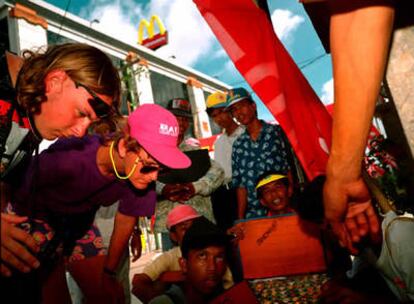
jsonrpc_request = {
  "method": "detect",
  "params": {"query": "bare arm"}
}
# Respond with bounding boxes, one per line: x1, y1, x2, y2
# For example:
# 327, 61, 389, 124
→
132, 273, 168, 303
104, 211, 136, 272
236, 187, 248, 219
130, 223, 142, 262
1, 213, 39, 276
324, 4, 395, 253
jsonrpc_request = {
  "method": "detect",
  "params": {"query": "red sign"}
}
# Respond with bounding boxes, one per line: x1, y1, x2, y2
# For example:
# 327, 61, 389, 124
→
138, 15, 168, 50
141, 32, 168, 50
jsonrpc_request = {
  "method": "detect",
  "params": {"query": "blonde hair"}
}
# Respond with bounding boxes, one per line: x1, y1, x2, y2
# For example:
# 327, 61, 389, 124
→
16, 43, 121, 114
103, 122, 142, 153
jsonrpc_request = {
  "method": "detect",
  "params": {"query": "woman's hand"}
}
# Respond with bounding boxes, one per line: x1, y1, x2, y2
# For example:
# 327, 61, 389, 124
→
1, 213, 40, 276
130, 229, 142, 262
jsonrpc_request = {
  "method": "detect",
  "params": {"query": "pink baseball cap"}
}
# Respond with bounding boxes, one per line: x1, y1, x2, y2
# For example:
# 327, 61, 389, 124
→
128, 104, 191, 169
166, 205, 201, 230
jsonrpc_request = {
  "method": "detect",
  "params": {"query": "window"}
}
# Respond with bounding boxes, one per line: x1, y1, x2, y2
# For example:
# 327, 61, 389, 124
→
47, 31, 75, 45
150, 71, 195, 138
150, 71, 188, 108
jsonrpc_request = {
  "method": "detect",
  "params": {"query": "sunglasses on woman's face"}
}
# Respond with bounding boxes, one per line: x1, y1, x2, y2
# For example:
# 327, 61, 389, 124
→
134, 156, 169, 175
140, 165, 165, 175
75, 82, 114, 119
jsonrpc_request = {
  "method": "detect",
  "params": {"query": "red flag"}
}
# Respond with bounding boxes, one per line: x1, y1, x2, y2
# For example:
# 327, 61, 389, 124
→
194, 0, 332, 180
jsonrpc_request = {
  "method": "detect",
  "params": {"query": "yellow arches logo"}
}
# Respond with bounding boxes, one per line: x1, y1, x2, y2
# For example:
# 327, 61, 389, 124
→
138, 15, 168, 50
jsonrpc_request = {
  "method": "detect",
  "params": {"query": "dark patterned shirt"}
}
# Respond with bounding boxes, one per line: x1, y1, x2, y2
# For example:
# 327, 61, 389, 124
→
232, 122, 289, 218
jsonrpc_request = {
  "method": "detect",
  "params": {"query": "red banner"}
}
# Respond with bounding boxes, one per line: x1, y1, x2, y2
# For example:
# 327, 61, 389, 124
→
194, 0, 332, 180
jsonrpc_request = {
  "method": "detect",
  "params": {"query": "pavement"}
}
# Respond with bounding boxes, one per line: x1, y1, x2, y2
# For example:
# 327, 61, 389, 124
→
94, 205, 163, 304
129, 250, 162, 304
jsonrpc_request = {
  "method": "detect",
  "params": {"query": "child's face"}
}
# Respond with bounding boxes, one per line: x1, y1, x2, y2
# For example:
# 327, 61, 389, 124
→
259, 180, 289, 214
169, 218, 195, 245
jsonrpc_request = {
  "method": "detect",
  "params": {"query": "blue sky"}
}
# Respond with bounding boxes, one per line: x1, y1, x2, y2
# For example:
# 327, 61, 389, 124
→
45, 0, 334, 121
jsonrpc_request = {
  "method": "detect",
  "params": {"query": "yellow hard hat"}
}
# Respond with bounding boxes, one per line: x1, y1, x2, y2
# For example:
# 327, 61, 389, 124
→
206, 91, 228, 109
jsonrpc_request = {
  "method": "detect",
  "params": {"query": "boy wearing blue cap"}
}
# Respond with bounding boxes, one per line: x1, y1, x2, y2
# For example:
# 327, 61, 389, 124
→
227, 87, 292, 219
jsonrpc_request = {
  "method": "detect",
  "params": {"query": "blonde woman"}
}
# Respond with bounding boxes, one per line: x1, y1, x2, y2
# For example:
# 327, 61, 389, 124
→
1, 43, 121, 278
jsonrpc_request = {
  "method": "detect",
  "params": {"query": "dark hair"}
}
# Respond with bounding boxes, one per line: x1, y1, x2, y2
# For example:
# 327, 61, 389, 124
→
256, 171, 289, 199
181, 217, 230, 259
206, 107, 215, 116
16, 43, 121, 115
102, 121, 142, 153
206, 106, 227, 117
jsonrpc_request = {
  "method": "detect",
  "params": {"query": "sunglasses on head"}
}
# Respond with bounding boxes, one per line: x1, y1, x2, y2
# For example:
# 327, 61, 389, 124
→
75, 82, 114, 119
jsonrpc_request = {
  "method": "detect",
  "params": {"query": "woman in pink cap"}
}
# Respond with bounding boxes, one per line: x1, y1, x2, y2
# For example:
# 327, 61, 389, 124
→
3, 104, 190, 304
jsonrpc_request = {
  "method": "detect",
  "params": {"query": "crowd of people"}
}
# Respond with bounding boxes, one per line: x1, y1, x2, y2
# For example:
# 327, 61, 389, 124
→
1, 0, 413, 302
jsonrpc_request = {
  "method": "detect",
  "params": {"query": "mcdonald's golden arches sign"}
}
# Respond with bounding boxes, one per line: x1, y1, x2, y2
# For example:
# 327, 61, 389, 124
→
138, 15, 168, 50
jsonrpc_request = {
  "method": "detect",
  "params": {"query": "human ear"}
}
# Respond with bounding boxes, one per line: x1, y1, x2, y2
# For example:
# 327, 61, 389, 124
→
169, 231, 178, 244
44, 70, 67, 94
117, 138, 128, 158
179, 257, 188, 273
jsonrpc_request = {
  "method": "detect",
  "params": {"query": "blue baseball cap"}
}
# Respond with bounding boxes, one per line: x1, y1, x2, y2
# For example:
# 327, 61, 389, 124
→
226, 87, 252, 108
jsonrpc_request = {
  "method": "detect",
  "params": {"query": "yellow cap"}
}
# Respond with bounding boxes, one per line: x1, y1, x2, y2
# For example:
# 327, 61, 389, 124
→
255, 174, 287, 190
206, 91, 228, 109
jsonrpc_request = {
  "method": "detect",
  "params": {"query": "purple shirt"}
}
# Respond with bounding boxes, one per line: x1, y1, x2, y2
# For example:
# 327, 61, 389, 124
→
12, 136, 156, 220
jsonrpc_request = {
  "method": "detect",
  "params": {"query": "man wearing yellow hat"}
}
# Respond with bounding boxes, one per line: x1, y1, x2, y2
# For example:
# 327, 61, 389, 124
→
255, 172, 294, 217
206, 92, 244, 230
